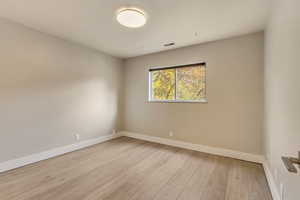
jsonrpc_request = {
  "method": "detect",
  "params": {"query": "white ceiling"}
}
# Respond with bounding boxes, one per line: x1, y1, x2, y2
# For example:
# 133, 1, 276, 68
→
0, 0, 271, 58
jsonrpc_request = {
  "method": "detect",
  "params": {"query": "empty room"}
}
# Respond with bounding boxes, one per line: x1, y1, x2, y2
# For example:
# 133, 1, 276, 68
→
0, 0, 299, 200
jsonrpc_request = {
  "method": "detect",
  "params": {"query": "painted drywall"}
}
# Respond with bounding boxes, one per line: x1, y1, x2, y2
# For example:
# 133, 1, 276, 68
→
123, 32, 264, 155
264, 0, 300, 199
0, 18, 123, 163
0, 0, 270, 58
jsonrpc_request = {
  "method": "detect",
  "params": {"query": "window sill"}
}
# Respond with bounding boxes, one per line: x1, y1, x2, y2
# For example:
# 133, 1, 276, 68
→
147, 99, 208, 103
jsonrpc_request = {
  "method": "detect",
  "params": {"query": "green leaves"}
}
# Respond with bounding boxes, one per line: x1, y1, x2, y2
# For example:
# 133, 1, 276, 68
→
152, 69, 175, 100
150, 65, 206, 101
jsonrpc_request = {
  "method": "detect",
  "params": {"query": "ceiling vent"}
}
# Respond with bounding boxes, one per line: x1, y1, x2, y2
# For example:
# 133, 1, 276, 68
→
164, 42, 175, 47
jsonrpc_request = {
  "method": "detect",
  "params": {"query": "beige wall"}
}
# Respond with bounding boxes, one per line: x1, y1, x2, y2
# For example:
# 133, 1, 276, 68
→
0, 17, 266, 165
0, 18, 123, 163
264, 0, 300, 199
123, 32, 264, 155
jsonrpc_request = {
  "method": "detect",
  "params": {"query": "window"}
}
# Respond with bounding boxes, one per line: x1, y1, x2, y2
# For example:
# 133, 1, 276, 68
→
149, 63, 206, 102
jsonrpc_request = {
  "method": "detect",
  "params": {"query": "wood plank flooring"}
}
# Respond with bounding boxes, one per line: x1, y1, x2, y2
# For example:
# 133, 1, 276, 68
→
0, 137, 273, 200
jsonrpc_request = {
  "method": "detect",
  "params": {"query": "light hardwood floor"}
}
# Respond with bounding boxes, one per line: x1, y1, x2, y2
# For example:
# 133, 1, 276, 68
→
0, 137, 272, 200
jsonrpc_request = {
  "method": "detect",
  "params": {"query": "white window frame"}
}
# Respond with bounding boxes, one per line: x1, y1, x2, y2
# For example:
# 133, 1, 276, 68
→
148, 62, 207, 103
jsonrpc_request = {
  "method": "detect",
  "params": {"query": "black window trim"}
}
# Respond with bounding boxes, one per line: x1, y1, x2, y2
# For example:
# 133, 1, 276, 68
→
148, 62, 207, 103
149, 62, 206, 72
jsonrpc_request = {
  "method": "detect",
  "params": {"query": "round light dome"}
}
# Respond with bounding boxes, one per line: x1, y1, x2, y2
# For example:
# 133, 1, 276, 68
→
116, 8, 147, 28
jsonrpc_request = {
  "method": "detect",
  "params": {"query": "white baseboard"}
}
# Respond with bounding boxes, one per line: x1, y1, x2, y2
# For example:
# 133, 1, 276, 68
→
121, 131, 281, 199
0, 133, 121, 173
120, 131, 264, 164
1, 131, 279, 200
263, 161, 281, 200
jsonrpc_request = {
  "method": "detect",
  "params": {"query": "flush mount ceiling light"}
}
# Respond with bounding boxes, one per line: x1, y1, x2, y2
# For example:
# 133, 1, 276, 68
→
116, 8, 147, 28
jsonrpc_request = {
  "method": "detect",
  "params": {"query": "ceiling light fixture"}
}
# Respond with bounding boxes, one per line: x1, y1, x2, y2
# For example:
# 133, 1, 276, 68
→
116, 8, 147, 28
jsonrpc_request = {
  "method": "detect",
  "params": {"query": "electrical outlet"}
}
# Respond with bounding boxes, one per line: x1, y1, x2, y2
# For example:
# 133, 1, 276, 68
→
112, 129, 116, 135
280, 183, 284, 200
75, 134, 80, 141
169, 131, 174, 137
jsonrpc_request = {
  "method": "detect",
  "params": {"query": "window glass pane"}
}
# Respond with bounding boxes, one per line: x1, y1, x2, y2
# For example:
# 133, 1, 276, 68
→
151, 69, 175, 100
177, 66, 206, 100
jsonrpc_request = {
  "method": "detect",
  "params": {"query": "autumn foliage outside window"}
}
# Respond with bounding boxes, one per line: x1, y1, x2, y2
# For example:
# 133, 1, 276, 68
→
149, 63, 206, 102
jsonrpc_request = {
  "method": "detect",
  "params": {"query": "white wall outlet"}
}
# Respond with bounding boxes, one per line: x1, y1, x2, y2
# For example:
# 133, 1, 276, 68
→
75, 134, 80, 141
280, 183, 284, 200
112, 129, 116, 135
169, 131, 174, 137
